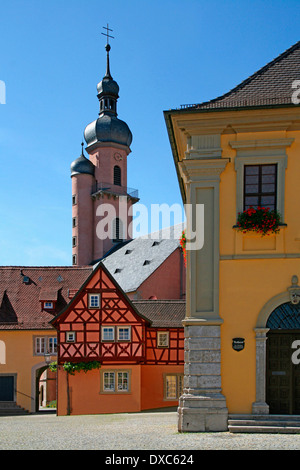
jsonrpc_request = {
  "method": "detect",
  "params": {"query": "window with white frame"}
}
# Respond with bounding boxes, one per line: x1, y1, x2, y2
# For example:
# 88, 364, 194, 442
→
66, 331, 76, 343
88, 293, 100, 308
102, 326, 115, 342
103, 371, 115, 391
117, 372, 129, 391
102, 370, 130, 393
117, 326, 131, 341
164, 374, 184, 400
157, 331, 169, 348
34, 336, 57, 355
35, 337, 46, 355
48, 337, 57, 353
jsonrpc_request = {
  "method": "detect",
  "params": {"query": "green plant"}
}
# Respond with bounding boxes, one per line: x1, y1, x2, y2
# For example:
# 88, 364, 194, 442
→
49, 360, 101, 375
46, 400, 57, 408
236, 206, 281, 236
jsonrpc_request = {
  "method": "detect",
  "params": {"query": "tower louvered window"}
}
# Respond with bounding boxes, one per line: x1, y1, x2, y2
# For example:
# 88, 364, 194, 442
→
114, 165, 121, 186
113, 217, 123, 242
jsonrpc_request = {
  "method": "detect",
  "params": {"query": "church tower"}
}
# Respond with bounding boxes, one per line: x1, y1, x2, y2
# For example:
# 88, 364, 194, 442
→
71, 40, 139, 266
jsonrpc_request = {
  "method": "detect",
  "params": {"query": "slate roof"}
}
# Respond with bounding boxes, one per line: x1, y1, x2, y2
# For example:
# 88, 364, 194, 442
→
0, 266, 93, 330
132, 300, 185, 328
181, 40, 300, 110
101, 223, 185, 293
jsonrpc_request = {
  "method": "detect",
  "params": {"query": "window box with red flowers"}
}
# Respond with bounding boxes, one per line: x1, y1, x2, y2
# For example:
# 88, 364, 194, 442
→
233, 206, 286, 237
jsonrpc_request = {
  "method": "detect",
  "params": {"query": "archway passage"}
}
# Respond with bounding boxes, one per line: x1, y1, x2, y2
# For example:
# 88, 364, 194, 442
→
35, 366, 57, 412
266, 302, 300, 415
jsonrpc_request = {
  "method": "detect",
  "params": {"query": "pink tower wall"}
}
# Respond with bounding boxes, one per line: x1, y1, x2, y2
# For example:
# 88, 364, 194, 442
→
72, 173, 94, 266
88, 146, 128, 186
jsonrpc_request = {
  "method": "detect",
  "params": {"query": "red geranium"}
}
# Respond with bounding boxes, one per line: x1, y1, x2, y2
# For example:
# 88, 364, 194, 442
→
180, 230, 187, 266
237, 206, 281, 236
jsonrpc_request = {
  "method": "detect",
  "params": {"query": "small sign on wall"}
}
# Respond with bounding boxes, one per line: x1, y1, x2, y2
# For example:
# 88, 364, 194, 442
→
232, 337, 245, 352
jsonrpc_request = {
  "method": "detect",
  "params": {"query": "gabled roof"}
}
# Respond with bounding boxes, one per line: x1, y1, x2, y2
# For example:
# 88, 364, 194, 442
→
101, 223, 185, 293
50, 262, 152, 328
180, 40, 300, 110
0, 266, 92, 330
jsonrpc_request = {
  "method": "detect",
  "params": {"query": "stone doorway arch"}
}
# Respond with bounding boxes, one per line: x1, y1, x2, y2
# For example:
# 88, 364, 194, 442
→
253, 276, 300, 415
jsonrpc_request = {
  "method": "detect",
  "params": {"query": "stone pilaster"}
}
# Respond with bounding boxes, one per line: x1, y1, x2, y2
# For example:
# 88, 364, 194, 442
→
177, 148, 229, 432
178, 324, 228, 432
252, 328, 270, 415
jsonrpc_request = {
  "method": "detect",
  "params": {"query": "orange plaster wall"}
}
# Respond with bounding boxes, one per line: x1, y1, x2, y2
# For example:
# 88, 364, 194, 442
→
141, 365, 183, 410
57, 364, 142, 416
57, 363, 184, 415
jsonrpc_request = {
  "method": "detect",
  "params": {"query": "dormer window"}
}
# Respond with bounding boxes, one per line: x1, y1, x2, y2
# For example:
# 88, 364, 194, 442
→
44, 301, 54, 309
39, 289, 58, 311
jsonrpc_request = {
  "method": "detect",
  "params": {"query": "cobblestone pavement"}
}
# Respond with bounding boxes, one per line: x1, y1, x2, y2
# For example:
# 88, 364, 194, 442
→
0, 411, 300, 451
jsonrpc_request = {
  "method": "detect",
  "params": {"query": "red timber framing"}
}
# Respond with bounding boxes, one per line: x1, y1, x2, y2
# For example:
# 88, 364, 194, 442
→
146, 328, 184, 365
51, 262, 184, 367
51, 263, 150, 365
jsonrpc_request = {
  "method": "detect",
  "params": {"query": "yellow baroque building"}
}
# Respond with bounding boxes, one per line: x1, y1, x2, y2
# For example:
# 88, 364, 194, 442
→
164, 41, 300, 432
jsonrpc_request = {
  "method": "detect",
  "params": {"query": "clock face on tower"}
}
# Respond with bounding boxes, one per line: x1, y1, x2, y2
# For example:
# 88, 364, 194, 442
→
114, 152, 123, 161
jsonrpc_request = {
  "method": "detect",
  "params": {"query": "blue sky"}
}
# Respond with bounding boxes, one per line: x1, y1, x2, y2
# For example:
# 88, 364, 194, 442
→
0, 0, 299, 266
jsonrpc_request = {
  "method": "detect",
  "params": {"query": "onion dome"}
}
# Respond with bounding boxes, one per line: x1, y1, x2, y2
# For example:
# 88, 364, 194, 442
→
70, 143, 95, 177
84, 44, 132, 149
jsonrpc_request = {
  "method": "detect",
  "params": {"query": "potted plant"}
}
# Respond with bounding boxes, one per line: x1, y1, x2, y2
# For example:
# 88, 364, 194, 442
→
236, 206, 281, 237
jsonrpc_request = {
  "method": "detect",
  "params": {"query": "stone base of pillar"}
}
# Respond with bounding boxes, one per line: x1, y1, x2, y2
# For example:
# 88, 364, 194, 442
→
178, 393, 228, 432
252, 401, 269, 415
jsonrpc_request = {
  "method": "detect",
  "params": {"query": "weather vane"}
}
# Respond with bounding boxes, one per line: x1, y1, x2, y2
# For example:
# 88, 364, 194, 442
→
101, 24, 114, 45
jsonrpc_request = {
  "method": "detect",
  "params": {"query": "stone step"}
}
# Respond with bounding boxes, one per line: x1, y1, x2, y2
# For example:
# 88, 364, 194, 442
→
229, 414, 300, 421
0, 402, 30, 416
228, 425, 300, 434
229, 419, 300, 427
228, 414, 300, 434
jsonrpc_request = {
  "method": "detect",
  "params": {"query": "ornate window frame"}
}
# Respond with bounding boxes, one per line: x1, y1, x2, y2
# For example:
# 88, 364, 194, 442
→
231, 138, 294, 222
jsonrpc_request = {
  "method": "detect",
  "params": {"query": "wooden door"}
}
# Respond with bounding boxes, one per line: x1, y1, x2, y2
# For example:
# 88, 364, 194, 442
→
266, 331, 300, 414
0, 376, 14, 401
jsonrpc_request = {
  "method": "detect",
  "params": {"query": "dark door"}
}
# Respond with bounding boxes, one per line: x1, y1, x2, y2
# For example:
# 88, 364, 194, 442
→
266, 331, 300, 414
0, 376, 14, 401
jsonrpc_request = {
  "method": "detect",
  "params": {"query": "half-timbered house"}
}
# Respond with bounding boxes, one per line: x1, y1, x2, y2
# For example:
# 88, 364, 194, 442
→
51, 262, 184, 415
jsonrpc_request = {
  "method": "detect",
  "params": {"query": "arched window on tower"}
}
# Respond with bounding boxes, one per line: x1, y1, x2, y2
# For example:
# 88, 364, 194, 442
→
114, 165, 121, 186
112, 217, 123, 242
